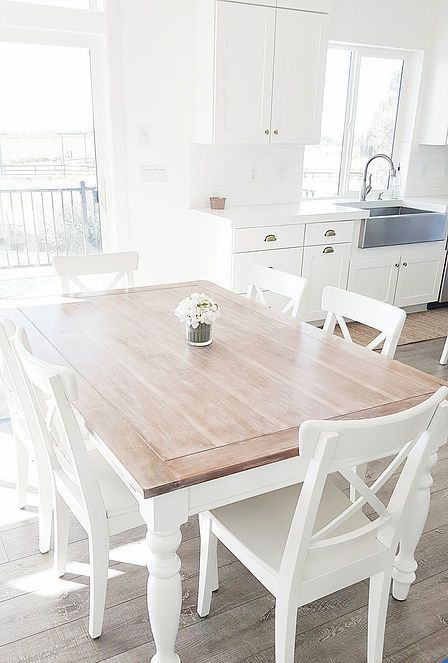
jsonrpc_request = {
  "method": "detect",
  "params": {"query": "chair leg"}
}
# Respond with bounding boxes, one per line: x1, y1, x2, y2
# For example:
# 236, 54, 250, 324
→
88, 529, 109, 639
15, 439, 29, 509
37, 466, 52, 554
197, 512, 219, 618
350, 463, 367, 503
440, 337, 448, 365
54, 492, 70, 576
275, 596, 298, 663
367, 571, 391, 663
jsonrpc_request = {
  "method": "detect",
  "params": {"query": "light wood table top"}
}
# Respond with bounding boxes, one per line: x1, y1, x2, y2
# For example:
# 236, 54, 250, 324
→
10, 281, 445, 498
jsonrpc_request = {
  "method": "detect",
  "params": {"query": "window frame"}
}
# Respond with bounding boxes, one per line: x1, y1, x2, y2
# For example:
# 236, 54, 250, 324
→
302, 42, 411, 200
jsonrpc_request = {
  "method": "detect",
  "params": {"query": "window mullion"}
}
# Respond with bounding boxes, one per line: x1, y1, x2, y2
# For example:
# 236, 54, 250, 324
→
339, 50, 361, 197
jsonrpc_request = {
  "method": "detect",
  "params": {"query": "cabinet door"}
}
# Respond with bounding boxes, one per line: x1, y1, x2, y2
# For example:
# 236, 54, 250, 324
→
348, 254, 400, 305
302, 243, 351, 321
394, 246, 445, 307
270, 8, 329, 143
214, 2, 275, 143
232, 247, 303, 293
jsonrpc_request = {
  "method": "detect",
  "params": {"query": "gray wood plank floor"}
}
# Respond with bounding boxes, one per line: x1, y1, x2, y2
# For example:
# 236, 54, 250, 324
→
0, 336, 447, 663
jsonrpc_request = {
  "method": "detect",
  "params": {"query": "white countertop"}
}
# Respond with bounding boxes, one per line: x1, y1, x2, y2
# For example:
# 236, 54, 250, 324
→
193, 201, 368, 229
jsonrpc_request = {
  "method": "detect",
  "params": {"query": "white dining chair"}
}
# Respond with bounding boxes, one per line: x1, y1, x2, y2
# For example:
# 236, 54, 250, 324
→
15, 326, 143, 639
197, 387, 448, 663
245, 263, 308, 319
0, 320, 53, 553
52, 251, 139, 295
440, 336, 448, 365
321, 286, 406, 360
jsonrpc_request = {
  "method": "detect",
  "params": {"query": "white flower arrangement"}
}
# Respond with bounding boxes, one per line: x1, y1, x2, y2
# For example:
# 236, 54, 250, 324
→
174, 292, 221, 328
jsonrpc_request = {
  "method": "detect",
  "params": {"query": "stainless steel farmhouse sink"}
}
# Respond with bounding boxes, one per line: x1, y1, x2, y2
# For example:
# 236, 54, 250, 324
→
338, 203, 448, 249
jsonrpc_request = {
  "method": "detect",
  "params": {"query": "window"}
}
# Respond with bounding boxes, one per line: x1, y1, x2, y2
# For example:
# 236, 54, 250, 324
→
302, 47, 404, 199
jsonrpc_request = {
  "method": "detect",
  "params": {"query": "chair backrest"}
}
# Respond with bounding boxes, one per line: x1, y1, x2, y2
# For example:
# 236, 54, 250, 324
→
14, 327, 105, 527
280, 387, 448, 591
0, 320, 50, 469
53, 251, 139, 295
321, 285, 406, 359
245, 263, 308, 319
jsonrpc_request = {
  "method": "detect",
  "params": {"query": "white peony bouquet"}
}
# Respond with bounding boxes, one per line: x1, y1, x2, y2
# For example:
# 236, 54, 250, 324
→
174, 293, 221, 328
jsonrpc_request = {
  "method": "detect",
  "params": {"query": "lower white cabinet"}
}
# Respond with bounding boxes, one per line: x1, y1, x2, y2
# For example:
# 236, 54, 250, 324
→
348, 254, 399, 305
394, 246, 445, 308
348, 244, 446, 309
232, 247, 303, 293
301, 243, 351, 321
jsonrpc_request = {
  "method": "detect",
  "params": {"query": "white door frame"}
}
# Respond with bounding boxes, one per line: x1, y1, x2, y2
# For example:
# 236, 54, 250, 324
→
0, 0, 126, 252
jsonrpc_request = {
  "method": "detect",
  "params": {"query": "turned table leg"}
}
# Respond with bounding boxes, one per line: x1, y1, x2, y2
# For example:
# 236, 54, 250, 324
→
392, 450, 437, 601
140, 491, 188, 663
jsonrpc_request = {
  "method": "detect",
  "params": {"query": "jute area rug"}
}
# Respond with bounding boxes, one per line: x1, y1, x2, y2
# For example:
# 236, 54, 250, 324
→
335, 308, 448, 347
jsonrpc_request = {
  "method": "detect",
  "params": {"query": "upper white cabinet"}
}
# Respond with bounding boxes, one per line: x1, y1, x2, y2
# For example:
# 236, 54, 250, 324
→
271, 8, 328, 143
195, 0, 330, 144
420, 2, 448, 144
214, 2, 275, 144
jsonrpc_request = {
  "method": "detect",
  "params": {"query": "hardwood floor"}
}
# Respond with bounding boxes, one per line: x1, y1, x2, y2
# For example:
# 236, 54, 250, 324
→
0, 336, 447, 663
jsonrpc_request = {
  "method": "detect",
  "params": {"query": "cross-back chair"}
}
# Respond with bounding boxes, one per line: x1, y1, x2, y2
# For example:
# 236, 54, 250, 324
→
197, 388, 448, 663
15, 326, 143, 639
52, 251, 139, 296
0, 320, 53, 553
321, 285, 406, 359
245, 263, 308, 320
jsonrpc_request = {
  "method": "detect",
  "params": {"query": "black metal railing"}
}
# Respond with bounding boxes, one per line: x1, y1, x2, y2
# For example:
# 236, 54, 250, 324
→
0, 181, 102, 268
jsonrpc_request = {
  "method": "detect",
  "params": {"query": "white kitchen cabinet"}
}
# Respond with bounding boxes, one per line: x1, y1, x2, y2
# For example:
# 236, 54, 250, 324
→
348, 253, 400, 305
214, 2, 275, 143
195, 0, 330, 144
394, 246, 445, 308
420, 1, 448, 144
301, 243, 351, 321
270, 8, 328, 143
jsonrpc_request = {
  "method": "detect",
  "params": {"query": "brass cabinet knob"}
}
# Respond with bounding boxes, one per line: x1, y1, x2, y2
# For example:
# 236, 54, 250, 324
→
324, 229, 336, 237
323, 246, 335, 254
264, 234, 277, 242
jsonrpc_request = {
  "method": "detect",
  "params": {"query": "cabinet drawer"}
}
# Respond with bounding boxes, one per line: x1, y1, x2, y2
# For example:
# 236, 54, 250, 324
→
234, 225, 304, 253
304, 220, 354, 246
232, 247, 303, 293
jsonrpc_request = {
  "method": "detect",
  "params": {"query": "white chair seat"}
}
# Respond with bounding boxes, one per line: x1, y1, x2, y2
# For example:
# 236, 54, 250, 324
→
90, 450, 143, 525
209, 480, 387, 594
56, 448, 143, 534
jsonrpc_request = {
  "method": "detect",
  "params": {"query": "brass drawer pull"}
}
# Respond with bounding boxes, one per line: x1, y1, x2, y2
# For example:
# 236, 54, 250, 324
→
324, 229, 336, 237
323, 246, 334, 254
264, 234, 277, 242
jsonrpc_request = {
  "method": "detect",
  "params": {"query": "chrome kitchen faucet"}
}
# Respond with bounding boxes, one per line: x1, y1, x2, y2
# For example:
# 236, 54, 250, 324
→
360, 154, 397, 201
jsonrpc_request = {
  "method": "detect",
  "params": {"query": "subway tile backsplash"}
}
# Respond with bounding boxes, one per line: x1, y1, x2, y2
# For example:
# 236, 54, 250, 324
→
189, 143, 303, 208
405, 144, 448, 196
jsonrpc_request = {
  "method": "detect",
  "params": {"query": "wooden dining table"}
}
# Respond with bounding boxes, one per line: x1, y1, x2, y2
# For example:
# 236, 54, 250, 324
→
7, 280, 446, 663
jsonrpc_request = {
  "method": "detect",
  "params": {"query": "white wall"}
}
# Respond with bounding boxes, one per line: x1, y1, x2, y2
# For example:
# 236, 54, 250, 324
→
113, 0, 201, 285
329, 0, 434, 50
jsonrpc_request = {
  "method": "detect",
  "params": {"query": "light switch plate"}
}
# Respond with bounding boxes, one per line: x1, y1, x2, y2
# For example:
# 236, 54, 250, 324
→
140, 165, 168, 183
138, 126, 150, 147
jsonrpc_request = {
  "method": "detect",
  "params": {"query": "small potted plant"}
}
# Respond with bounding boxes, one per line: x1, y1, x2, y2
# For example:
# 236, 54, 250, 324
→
174, 292, 221, 346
